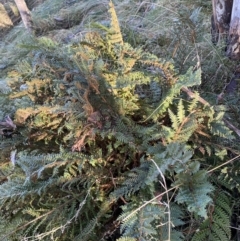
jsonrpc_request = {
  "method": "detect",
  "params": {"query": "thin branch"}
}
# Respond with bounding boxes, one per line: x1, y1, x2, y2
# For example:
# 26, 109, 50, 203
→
224, 119, 240, 137
2, 197, 77, 239
122, 185, 179, 223
150, 159, 172, 240
181, 87, 209, 106
207, 154, 240, 173
23, 191, 90, 241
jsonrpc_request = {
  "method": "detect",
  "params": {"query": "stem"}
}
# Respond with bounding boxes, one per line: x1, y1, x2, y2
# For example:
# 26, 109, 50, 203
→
150, 159, 172, 240
122, 185, 179, 223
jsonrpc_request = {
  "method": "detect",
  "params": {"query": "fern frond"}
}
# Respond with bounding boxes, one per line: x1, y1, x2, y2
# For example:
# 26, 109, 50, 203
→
191, 191, 231, 241
177, 99, 186, 123
108, 1, 123, 46
146, 67, 201, 121
175, 163, 214, 218
116, 237, 137, 241
111, 161, 152, 199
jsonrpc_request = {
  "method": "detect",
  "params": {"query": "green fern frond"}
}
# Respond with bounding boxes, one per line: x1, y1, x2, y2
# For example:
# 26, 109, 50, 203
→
108, 1, 123, 46
119, 203, 165, 240
168, 108, 179, 131
175, 162, 214, 218
210, 120, 234, 139
177, 99, 186, 123
188, 91, 200, 112
73, 217, 99, 241
148, 142, 193, 175
146, 67, 201, 121
116, 237, 137, 241
218, 161, 240, 191
118, 201, 184, 241
191, 191, 231, 241
111, 161, 152, 199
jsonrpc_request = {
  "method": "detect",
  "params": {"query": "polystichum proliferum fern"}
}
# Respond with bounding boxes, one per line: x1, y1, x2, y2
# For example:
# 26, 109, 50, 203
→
0, 1, 237, 241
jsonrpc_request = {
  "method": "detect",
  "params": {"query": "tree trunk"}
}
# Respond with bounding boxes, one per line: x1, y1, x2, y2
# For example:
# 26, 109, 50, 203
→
211, 0, 233, 44
14, 0, 33, 33
226, 0, 240, 59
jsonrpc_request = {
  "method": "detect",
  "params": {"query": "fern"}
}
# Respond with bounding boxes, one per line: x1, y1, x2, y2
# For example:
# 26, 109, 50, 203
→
145, 67, 202, 121
116, 237, 137, 241
111, 143, 193, 240
191, 191, 231, 241
147, 142, 193, 175
0, 1, 238, 241
119, 203, 165, 241
174, 162, 214, 218
110, 161, 152, 199
118, 201, 185, 241
0, 149, 111, 240
218, 160, 240, 192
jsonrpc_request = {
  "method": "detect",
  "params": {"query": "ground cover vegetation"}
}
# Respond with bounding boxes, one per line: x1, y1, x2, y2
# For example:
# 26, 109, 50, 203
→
0, 0, 240, 240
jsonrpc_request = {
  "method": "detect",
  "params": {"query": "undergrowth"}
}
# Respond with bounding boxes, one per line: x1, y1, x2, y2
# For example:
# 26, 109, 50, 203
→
0, 0, 239, 240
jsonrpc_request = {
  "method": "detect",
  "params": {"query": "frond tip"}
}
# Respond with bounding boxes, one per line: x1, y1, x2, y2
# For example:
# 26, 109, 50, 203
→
108, 0, 123, 45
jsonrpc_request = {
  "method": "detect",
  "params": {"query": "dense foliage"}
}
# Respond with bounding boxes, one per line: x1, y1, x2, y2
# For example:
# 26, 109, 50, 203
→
0, 0, 240, 240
